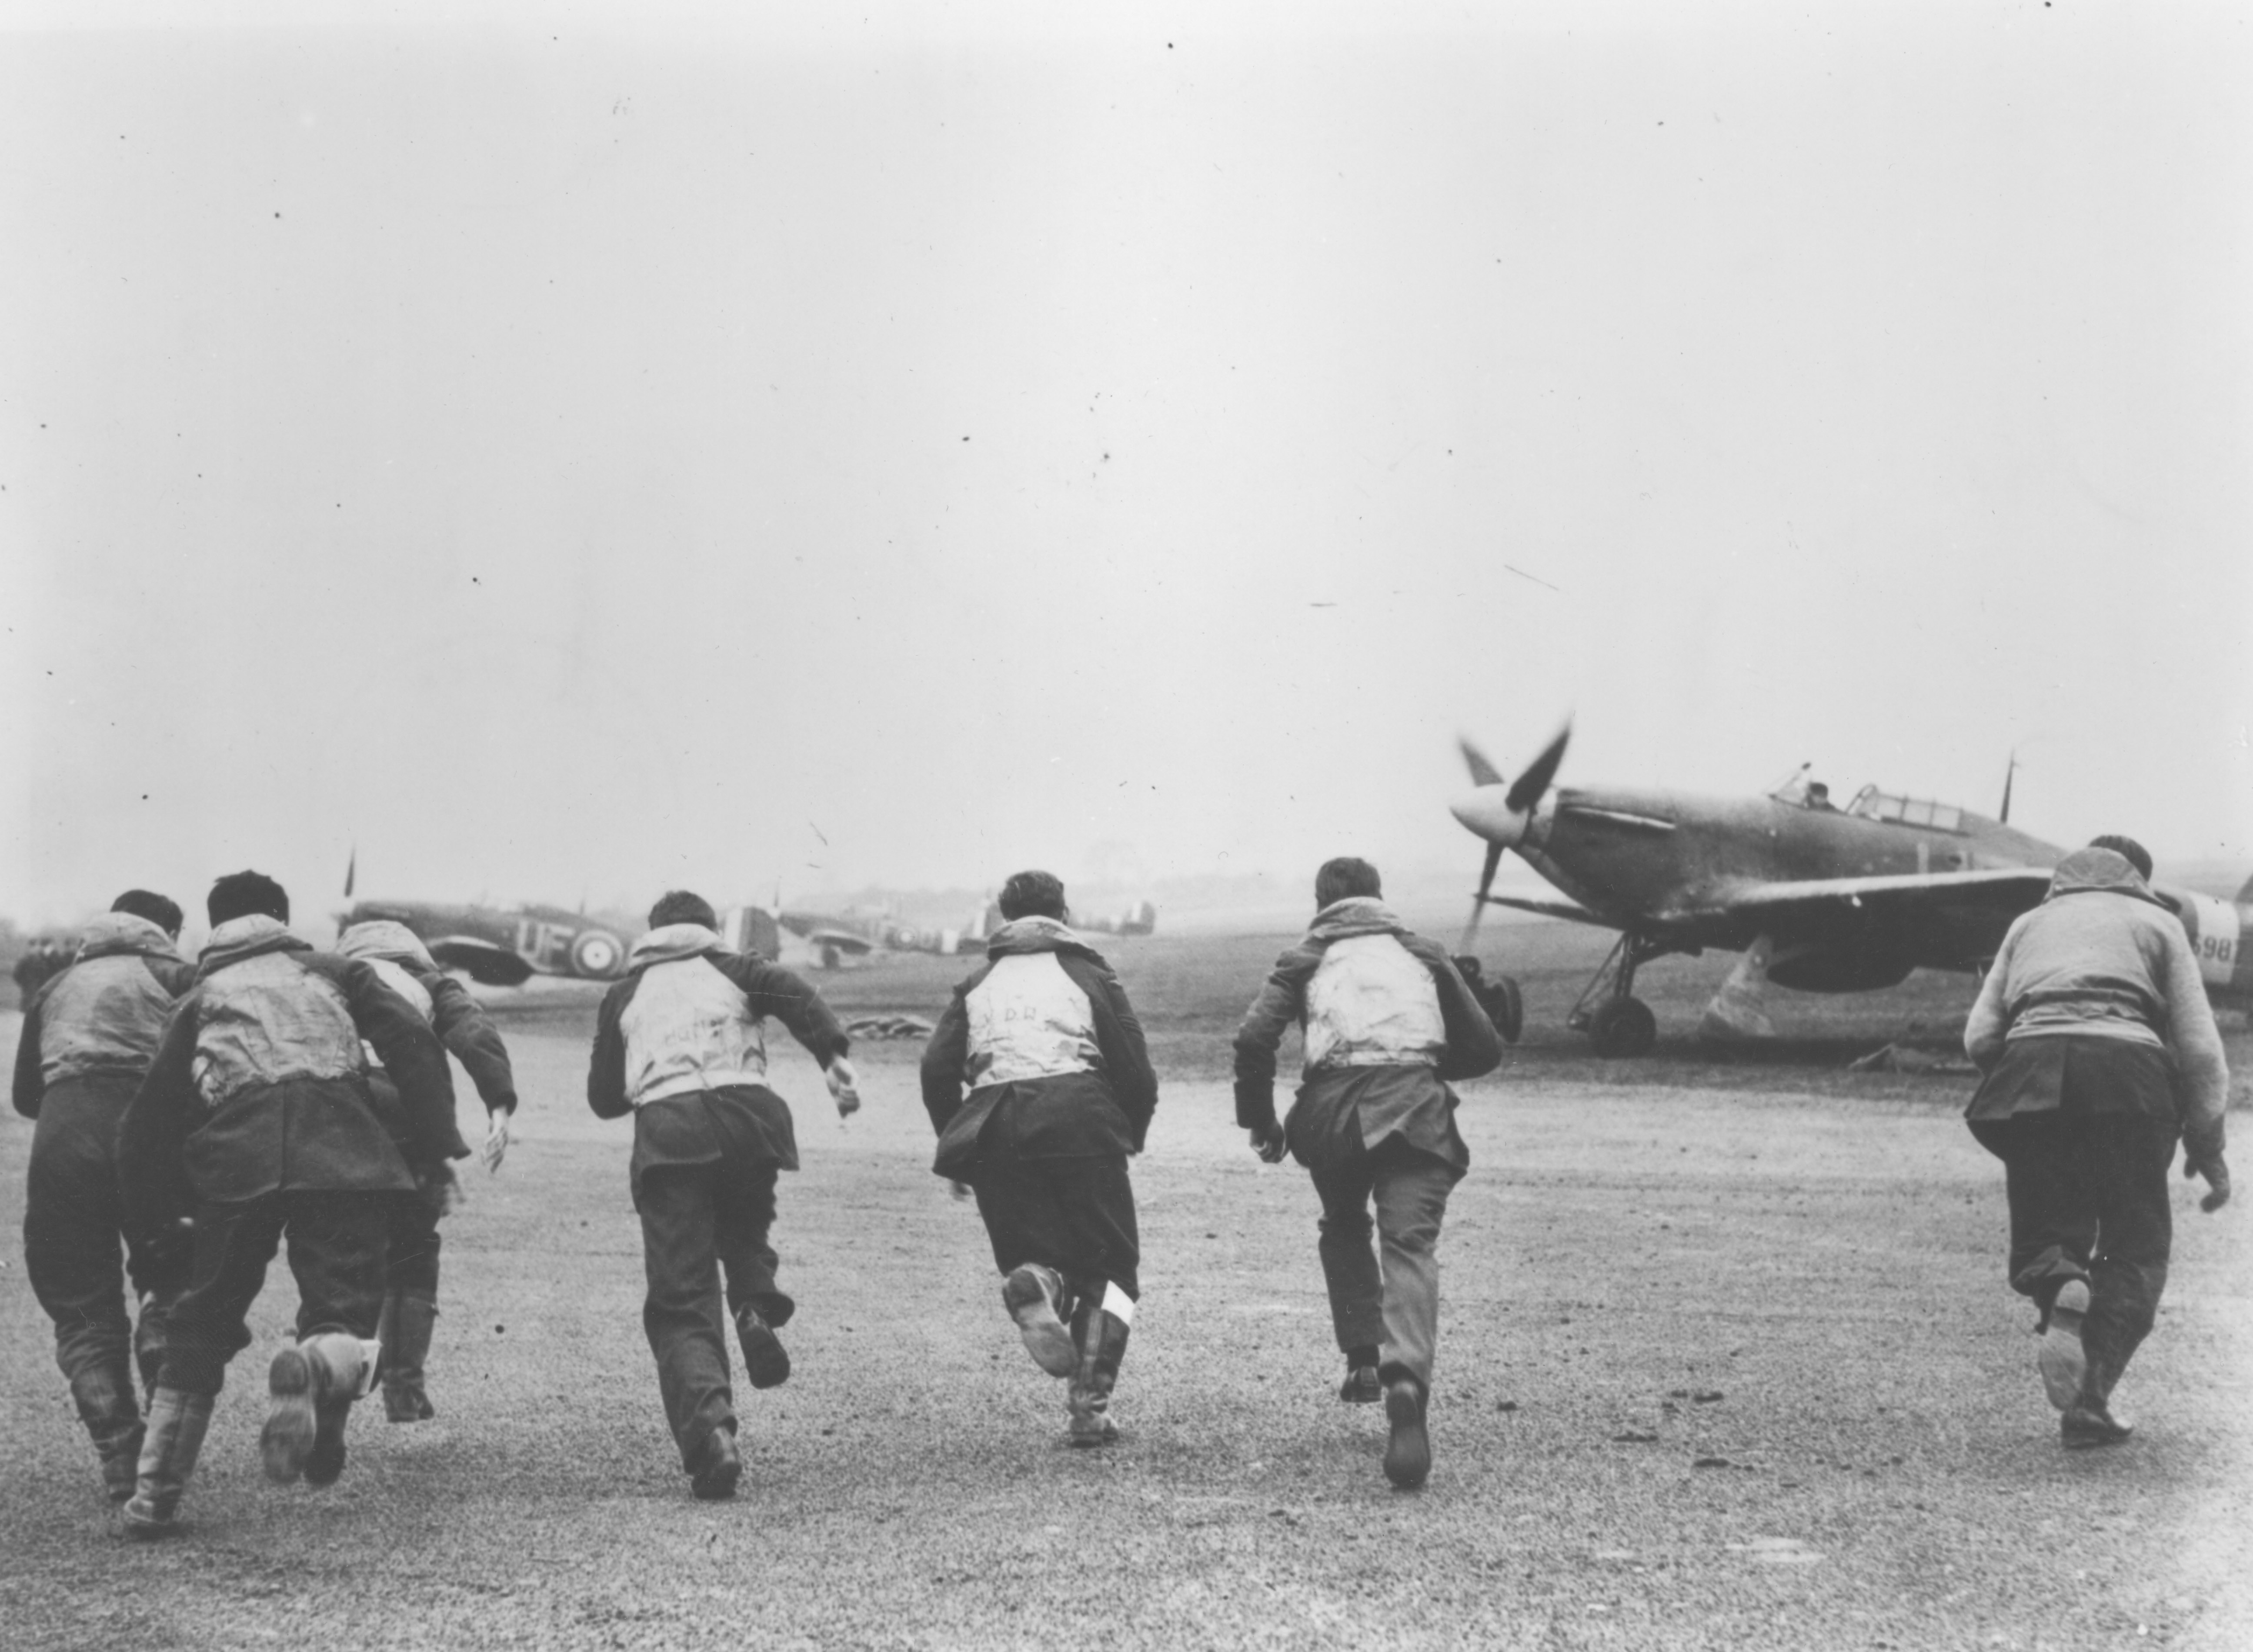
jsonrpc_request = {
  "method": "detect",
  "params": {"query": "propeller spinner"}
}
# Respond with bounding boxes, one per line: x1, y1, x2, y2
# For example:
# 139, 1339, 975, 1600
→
1452, 724, 1570, 948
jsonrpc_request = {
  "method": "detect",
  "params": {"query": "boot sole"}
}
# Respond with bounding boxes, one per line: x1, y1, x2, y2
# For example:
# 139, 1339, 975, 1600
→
1002, 1269, 1077, 1378
121, 1506, 184, 1539
691, 1432, 743, 1499
691, 1459, 743, 1499
2039, 1281, 2091, 1412
2062, 1405, 2133, 1449
384, 1387, 436, 1423
262, 1348, 317, 1484
303, 1390, 352, 1489
1383, 1384, 1431, 1490
739, 1319, 792, 1391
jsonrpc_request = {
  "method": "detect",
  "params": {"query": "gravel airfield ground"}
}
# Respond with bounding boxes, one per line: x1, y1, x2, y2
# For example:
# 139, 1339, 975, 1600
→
3, 925, 2249, 1651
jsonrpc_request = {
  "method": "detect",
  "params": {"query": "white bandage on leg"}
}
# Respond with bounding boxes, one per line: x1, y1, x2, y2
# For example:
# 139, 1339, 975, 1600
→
1101, 1281, 1137, 1326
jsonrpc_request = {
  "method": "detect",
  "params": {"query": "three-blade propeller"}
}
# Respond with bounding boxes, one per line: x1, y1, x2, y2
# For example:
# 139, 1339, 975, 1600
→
1451, 724, 1570, 949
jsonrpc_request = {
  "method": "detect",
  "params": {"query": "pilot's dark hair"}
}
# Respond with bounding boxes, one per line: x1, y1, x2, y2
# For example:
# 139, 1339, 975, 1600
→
207, 870, 289, 927
1315, 856, 1382, 909
2087, 835, 2154, 882
111, 889, 183, 938
648, 890, 718, 930
998, 870, 1068, 923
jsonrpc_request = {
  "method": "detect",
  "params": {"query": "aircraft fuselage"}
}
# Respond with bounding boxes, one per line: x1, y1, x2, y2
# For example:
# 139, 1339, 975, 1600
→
1514, 784, 2250, 1003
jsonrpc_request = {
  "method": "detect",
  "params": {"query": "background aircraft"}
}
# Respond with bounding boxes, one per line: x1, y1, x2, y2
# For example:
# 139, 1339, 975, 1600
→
776, 902, 990, 970
1450, 728, 2249, 1055
778, 893, 1155, 968
338, 859, 779, 986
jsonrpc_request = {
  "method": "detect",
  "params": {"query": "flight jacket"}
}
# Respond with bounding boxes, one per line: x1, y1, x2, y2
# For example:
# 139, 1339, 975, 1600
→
1233, 898, 1503, 1172
920, 916, 1158, 1179
586, 924, 849, 1196
338, 920, 517, 1115
118, 915, 466, 1227
13, 911, 197, 1116
1965, 848, 2229, 1159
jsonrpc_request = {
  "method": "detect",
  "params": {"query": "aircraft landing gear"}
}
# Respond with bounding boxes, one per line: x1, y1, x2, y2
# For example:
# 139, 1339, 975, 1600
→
1568, 933, 1670, 1057
1483, 973, 1525, 1045
1585, 996, 1657, 1057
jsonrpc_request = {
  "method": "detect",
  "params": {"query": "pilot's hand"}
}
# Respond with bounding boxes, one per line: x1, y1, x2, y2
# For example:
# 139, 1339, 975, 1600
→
949, 1179, 975, 1202
2187, 1149, 2231, 1214
826, 1057, 862, 1120
479, 1108, 513, 1175
1249, 1123, 1287, 1164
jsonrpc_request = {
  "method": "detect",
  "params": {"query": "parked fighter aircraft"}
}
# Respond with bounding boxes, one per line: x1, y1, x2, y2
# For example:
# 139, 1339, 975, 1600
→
1449, 727, 2250, 1055
776, 903, 989, 970
339, 862, 779, 986
337, 898, 626, 985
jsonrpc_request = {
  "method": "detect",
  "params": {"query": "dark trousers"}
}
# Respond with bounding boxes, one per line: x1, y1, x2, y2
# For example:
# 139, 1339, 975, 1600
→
1309, 1135, 1461, 1392
24, 1079, 189, 1394
387, 1184, 443, 1296
159, 1191, 396, 1396
1969, 1110, 2177, 1396
970, 1150, 1141, 1302
637, 1160, 788, 1468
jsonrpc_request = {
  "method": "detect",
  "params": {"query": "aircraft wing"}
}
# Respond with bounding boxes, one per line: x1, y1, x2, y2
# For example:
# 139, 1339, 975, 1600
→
426, 936, 537, 987
1676, 866, 2054, 926
1475, 893, 1618, 927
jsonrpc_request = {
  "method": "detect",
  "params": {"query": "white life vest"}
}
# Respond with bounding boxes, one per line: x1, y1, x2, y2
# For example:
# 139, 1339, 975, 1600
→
620, 957, 769, 1107
359, 956, 435, 1068
192, 953, 364, 1106
965, 952, 1100, 1087
1303, 933, 1446, 1071
37, 954, 178, 1085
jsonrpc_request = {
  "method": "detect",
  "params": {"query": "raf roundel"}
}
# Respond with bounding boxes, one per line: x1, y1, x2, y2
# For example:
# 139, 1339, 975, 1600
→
570, 929, 626, 978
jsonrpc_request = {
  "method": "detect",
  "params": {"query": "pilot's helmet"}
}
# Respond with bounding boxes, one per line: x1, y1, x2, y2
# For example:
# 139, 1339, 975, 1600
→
338, 919, 438, 973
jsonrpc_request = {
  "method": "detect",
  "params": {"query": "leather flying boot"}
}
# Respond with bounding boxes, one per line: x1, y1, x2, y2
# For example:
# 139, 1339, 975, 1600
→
70, 1362, 145, 1503
122, 1387, 215, 1538
134, 1290, 180, 1402
2037, 1279, 2090, 1412
2061, 1307, 2135, 1448
690, 1424, 743, 1500
1066, 1288, 1133, 1447
2061, 1401, 2134, 1448
264, 1332, 375, 1488
734, 1303, 792, 1391
382, 1291, 439, 1422
1338, 1347, 1383, 1404
1002, 1263, 1078, 1378
375, 1290, 401, 1406
1383, 1377, 1432, 1490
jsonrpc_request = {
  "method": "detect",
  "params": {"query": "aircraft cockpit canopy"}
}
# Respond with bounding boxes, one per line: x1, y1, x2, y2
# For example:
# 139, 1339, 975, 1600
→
1845, 786, 1965, 833
1768, 766, 1843, 811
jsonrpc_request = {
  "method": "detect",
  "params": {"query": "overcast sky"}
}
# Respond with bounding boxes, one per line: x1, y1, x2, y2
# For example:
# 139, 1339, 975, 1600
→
2, 1, 2246, 926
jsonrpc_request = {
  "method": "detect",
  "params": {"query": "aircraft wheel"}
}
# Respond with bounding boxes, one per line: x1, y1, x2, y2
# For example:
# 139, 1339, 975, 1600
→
1587, 996, 1657, 1057
570, 929, 625, 978
1486, 974, 1525, 1045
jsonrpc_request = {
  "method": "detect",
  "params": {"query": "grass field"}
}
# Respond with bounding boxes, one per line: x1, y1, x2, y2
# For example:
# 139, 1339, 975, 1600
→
2, 921, 2248, 1650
